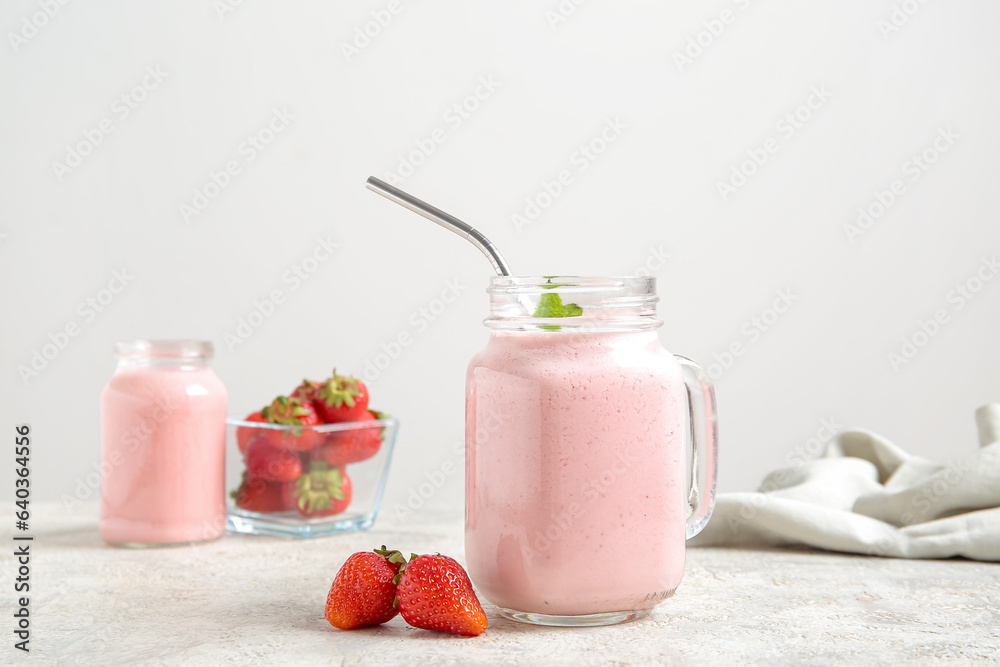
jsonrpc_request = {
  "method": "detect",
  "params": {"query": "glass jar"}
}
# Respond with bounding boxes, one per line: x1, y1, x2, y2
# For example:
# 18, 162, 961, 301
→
465, 277, 718, 626
99, 340, 228, 547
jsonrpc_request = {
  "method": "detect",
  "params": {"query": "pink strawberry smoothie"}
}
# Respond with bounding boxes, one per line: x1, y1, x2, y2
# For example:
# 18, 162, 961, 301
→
100, 365, 227, 546
465, 329, 688, 616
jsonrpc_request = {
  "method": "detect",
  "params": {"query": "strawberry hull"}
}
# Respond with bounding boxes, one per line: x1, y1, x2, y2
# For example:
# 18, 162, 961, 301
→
263, 396, 322, 451
292, 467, 353, 517
317, 373, 370, 423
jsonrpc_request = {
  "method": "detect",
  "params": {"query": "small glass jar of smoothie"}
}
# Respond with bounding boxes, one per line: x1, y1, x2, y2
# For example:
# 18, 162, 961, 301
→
100, 340, 228, 547
465, 276, 718, 626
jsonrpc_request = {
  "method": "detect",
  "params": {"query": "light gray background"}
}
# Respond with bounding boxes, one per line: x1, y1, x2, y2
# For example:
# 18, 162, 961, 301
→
2, 1, 998, 518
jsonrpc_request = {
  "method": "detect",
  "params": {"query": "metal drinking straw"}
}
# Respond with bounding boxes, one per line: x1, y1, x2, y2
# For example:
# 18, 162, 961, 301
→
365, 177, 512, 277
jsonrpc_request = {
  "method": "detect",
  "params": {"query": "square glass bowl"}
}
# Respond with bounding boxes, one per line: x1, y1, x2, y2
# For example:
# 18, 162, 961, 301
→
224, 416, 398, 538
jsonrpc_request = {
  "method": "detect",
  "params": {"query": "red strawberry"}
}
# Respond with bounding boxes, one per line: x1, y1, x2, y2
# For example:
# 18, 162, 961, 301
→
325, 547, 406, 630
263, 395, 322, 451
280, 479, 298, 509
231, 474, 294, 513
292, 462, 352, 517
236, 410, 267, 454
316, 371, 370, 423
291, 379, 323, 414
312, 411, 382, 467
395, 554, 488, 636
245, 437, 302, 482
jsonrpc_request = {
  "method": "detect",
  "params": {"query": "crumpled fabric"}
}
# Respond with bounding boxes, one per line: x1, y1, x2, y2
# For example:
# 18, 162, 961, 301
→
690, 405, 1000, 561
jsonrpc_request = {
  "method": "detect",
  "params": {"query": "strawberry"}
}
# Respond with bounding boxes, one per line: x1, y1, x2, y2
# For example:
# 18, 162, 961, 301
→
263, 395, 322, 451
325, 547, 406, 630
290, 379, 323, 414
231, 473, 294, 513
245, 437, 302, 482
316, 371, 370, 423
312, 411, 382, 467
292, 462, 352, 517
395, 554, 488, 637
236, 410, 267, 454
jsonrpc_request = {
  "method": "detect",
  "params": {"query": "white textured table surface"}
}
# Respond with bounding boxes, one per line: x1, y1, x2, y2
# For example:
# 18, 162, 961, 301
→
3, 504, 999, 666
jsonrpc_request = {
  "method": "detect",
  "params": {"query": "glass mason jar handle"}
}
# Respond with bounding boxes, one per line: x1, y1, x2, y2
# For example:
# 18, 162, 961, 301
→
676, 355, 719, 539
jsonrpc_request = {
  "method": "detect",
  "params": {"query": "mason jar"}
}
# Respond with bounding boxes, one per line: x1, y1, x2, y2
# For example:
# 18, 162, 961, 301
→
465, 276, 718, 626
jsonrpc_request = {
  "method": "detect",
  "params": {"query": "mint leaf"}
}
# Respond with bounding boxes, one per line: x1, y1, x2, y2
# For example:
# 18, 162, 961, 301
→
533, 292, 582, 319
534, 292, 567, 318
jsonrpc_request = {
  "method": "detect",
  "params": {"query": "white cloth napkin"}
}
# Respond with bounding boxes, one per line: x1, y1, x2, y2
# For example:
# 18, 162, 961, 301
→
690, 405, 1000, 561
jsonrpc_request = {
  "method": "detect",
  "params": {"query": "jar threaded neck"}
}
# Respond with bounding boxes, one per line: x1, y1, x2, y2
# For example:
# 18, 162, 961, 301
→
485, 276, 660, 332
114, 340, 214, 367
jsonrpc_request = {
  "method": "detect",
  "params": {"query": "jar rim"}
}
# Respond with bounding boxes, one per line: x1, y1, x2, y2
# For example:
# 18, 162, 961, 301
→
114, 340, 214, 360
485, 276, 659, 332
488, 276, 654, 293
